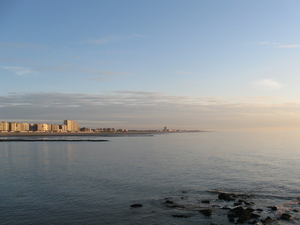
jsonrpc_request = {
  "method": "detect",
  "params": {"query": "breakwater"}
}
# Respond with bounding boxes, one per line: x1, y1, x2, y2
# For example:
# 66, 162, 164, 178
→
0, 139, 108, 142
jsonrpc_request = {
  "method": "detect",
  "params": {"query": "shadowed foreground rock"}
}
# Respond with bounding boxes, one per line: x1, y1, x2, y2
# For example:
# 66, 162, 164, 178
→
218, 193, 235, 201
280, 213, 292, 220
130, 204, 143, 208
199, 209, 212, 216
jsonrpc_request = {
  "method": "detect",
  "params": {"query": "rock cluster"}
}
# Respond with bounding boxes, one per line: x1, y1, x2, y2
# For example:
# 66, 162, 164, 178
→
130, 191, 298, 224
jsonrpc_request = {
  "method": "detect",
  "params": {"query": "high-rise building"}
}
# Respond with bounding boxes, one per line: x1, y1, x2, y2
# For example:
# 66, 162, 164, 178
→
64, 120, 80, 132
0, 122, 9, 131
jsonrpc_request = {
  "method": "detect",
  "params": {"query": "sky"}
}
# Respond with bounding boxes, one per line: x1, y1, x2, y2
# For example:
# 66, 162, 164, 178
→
1, 0, 300, 131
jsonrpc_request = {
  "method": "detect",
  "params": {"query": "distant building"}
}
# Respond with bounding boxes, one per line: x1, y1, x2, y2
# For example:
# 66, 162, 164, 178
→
51, 124, 60, 132
0, 121, 9, 132
59, 124, 67, 132
29, 124, 37, 131
37, 123, 49, 132
80, 127, 91, 132
9, 122, 29, 132
64, 120, 80, 132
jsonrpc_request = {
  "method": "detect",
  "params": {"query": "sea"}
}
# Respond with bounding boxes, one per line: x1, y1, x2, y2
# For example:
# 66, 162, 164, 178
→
1, 131, 300, 225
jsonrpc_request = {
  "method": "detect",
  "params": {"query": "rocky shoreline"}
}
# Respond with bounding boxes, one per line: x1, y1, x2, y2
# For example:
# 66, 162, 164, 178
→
130, 191, 300, 224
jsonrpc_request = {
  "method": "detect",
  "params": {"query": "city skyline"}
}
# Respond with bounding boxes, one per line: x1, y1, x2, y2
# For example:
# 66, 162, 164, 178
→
1, 1, 300, 131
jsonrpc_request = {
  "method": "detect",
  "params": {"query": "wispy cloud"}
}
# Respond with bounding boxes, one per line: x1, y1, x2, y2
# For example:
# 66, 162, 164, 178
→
276, 44, 300, 48
1, 66, 37, 76
0, 91, 299, 130
84, 69, 134, 81
258, 41, 279, 45
257, 42, 300, 48
251, 79, 282, 90
80, 34, 144, 44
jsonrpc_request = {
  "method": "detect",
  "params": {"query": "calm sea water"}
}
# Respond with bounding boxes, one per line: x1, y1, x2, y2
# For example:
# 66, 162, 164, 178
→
1, 131, 300, 225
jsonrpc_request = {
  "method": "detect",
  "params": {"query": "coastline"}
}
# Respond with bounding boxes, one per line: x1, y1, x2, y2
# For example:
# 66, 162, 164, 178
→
0, 131, 203, 137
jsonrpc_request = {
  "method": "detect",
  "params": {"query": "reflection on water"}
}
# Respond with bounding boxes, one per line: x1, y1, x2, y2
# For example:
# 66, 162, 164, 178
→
0, 132, 300, 224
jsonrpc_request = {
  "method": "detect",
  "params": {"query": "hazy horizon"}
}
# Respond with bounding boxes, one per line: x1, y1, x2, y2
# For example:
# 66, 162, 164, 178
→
1, 0, 300, 131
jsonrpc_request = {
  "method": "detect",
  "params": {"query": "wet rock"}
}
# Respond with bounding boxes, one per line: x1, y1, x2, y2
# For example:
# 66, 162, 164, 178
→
280, 213, 292, 220
171, 203, 186, 208
218, 193, 235, 201
261, 216, 274, 224
238, 199, 251, 205
165, 200, 174, 204
251, 213, 260, 218
228, 217, 235, 222
256, 208, 263, 212
130, 203, 143, 208
234, 202, 242, 206
269, 206, 278, 211
181, 190, 187, 193
199, 209, 212, 216
236, 217, 246, 223
172, 214, 191, 218
228, 206, 253, 222
202, 200, 210, 204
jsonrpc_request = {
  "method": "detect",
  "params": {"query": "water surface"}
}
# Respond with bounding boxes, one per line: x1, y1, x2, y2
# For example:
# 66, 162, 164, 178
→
1, 131, 300, 224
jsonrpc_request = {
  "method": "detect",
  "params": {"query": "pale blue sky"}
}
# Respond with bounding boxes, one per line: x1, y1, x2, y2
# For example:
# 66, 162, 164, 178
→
1, 0, 300, 130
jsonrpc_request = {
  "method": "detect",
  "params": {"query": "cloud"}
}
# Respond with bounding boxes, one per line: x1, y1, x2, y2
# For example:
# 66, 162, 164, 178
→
251, 79, 282, 90
257, 42, 300, 48
1, 66, 37, 76
258, 41, 279, 45
276, 44, 300, 48
1, 91, 300, 130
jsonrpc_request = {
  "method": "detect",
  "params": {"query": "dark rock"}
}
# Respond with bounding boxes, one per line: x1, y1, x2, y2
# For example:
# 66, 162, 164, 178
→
218, 193, 235, 201
172, 214, 191, 218
171, 203, 186, 208
280, 213, 292, 220
246, 207, 254, 212
202, 200, 210, 204
234, 202, 242, 206
181, 196, 188, 200
236, 217, 246, 223
229, 206, 252, 222
199, 209, 212, 216
238, 199, 251, 205
227, 213, 236, 218
251, 213, 260, 218
261, 216, 274, 224
165, 200, 174, 204
293, 209, 299, 212
228, 217, 235, 222
130, 204, 143, 208
230, 206, 246, 216
181, 190, 187, 193
269, 206, 278, 211
256, 208, 263, 212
